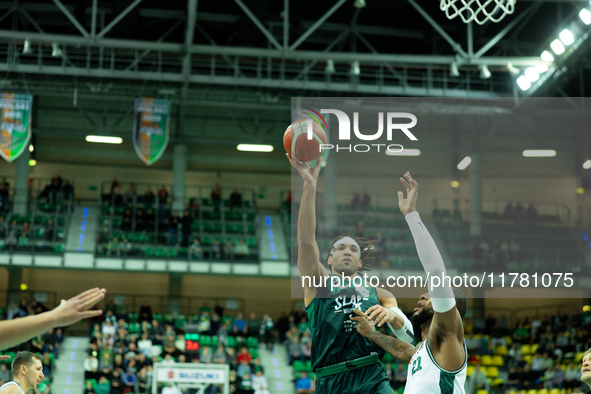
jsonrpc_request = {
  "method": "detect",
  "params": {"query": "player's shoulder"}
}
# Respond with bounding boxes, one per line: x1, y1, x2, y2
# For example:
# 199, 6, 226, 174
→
0, 383, 24, 394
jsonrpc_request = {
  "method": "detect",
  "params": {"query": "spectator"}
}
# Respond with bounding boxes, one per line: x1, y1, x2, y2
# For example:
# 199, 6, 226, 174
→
145, 209, 155, 231
375, 232, 387, 265
122, 209, 133, 231
137, 333, 152, 357
543, 366, 555, 390
0, 216, 6, 239
288, 336, 302, 365
44, 219, 54, 242
233, 313, 247, 335
121, 238, 133, 256
360, 190, 370, 209
211, 239, 222, 260
515, 202, 525, 223
180, 210, 193, 247
295, 372, 313, 394
465, 363, 488, 394
139, 301, 152, 323
125, 183, 137, 208
285, 191, 291, 205
260, 314, 274, 351
564, 363, 580, 390
252, 370, 269, 394
223, 241, 234, 260
122, 367, 137, 393
84, 380, 96, 394
510, 239, 520, 261
531, 352, 544, 372
200, 347, 213, 363
111, 370, 123, 394
0, 176, 9, 211
95, 376, 111, 394
157, 186, 168, 219
0, 364, 10, 384
234, 240, 249, 259
553, 362, 565, 389
188, 238, 203, 260
161, 383, 181, 394
230, 188, 242, 210
213, 345, 228, 364
161, 353, 175, 365
135, 209, 146, 232
108, 237, 120, 257
350, 191, 360, 210
99, 352, 113, 377
383, 363, 394, 388
236, 360, 252, 379
503, 201, 515, 220
84, 353, 99, 380
168, 212, 180, 246
144, 187, 155, 205
236, 347, 252, 365
211, 182, 222, 208
247, 313, 259, 337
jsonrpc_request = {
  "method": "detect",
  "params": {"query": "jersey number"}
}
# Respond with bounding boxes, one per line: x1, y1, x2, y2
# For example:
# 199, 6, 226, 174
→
411, 356, 422, 375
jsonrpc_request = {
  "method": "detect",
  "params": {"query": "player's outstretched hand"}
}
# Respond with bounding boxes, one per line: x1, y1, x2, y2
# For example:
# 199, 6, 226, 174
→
364, 304, 398, 329
49, 287, 106, 327
351, 309, 375, 338
398, 171, 418, 216
0, 355, 9, 360
286, 153, 322, 185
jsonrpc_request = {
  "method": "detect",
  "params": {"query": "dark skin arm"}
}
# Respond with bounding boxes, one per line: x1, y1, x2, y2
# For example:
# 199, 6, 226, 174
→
351, 309, 417, 363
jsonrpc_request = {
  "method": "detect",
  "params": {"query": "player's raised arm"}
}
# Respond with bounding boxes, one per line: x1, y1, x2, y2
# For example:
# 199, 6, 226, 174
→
0, 288, 106, 351
398, 172, 465, 370
286, 154, 328, 302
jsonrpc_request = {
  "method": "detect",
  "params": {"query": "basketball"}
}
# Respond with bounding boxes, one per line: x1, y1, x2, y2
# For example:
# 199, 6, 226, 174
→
283, 119, 327, 163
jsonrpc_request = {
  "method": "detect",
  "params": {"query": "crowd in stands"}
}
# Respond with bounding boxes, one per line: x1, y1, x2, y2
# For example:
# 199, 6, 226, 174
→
97, 182, 257, 261
84, 301, 279, 394
0, 298, 63, 394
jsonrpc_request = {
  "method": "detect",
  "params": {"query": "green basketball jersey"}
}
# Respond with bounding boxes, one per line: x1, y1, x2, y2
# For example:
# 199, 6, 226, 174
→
305, 275, 385, 370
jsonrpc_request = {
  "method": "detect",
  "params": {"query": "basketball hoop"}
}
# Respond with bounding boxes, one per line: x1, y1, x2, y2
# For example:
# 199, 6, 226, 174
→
440, 0, 516, 25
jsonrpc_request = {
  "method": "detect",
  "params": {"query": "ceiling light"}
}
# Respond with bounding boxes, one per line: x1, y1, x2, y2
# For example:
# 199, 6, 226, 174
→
583, 159, 591, 169
541, 50, 554, 62
86, 135, 123, 144
479, 64, 491, 79
524, 67, 540, 82
385, 148, 421, 156
354, 0, 366, 8
516, 75, 531, 91
51, 42, 63, 57
450, 180, 460, 189
350, 60, 360, 75
22, 39, 33, 54
522, 149, 556, 157
450, 61, 460, 77
550, 39, 565, 55
28, 159, 37, 167
29, 144, 34, 152
576, 187, 585, 195
535, 63, 549, 73
559, 29, 575, 45
506, 63, 520, 76
457, 156, 472, 170
325, 59, 335, 74
580, 9, 591, 25
237, 144, 274, 152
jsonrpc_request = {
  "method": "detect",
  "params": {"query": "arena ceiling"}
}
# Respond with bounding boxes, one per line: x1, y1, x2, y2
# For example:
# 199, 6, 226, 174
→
0, 0, 590, 174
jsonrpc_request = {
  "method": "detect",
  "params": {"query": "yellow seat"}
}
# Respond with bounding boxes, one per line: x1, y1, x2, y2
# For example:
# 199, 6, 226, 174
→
531, 344, 539, 354
467, 365, 474, 377
476, 390, 489, 394
523, 355, 532, 364
496, 345, 508, 355
481, 355, 493, 365
521, 344, 531, 355
575, 352, 585, 363
504, 335, 513, 346
484, 366, 499, 378
549, 389, 560, 394
492, 355, 504, 366
527, 390, 537, 394
538, 389, 548, 394
492, 378, 505, 387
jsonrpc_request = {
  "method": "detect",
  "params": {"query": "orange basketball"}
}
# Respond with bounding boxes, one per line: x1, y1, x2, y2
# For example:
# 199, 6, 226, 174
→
283, 119, 327, 163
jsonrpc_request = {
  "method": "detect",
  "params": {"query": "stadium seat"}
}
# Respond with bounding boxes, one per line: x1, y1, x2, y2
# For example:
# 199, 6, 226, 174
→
521, 344, 531, 355
495, 345, 508, 355
492, 355, 504, 366
575, 352, 585, 363
481, 355, 493, 365
548, 389, 560, 394
538, 389, 548, 394
293, 360, 306, 372
526, 390, 537, 394
484, 366, 499, 378
466, 365, 474, 377
476, 390, 488, 394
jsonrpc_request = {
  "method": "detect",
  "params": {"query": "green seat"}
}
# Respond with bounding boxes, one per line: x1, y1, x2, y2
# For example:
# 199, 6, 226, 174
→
200, 335, 212, 346
113, 218, 122, 228
132, 232, 146, 243
249, 348, 258, 359
304, 360, 312, 371
246, 238, 256, 247
168, 248, 178, 258
155, 248, 166, 257
247, 337, 258, 348
144, 247, 154, 257
54, 244, 65, 253
153, 313, 162, 321
293, 360, 306, 372
34, 215, 47, 225
247, 225, 255, 234
34, 228, 45, 239
128, 313, 139, 323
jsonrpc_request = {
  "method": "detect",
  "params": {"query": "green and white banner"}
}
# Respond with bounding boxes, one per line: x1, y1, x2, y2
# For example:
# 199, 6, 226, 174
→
133, 97, 171, 166
0, 93, 33, 163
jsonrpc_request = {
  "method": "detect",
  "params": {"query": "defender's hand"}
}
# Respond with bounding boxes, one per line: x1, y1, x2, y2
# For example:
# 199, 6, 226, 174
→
398, 171, 418, 216
351, 309, 375, 338
365, 305, 400, 329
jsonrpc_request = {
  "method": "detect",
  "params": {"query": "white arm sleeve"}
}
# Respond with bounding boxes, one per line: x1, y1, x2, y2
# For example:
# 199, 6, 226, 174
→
387, 307, 414, 344
405, 211, 455, 313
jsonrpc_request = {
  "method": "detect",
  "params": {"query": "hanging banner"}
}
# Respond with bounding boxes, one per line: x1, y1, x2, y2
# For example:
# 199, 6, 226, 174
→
133, 97, 171, 166
0, 93, 33, 163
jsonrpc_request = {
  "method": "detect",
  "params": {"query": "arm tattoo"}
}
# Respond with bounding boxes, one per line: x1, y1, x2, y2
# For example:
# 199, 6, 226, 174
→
366, 330, 416, 363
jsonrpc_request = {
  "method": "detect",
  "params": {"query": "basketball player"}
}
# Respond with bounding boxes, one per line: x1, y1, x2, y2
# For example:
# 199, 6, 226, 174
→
0, 351, 44, 393
582, 348, 591, 389
287, 154, 414, 394
352, 172, 467, 393
0, 287, 106, 350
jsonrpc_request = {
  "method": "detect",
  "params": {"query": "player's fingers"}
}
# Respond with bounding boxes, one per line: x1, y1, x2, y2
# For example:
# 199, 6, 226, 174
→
377, 315, 389, 327
400, 177, 411, 192
75, 287, 101, 300
352, 309, 365, 317
314, 157, 323, 169
397, 191, 403, 201
80, 292, 105, 309
364, 305, 378, 315
81, 310, 103, 319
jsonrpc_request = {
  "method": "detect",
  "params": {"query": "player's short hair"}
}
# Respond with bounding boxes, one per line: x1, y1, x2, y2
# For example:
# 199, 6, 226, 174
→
452, 288, 468, 318
326, 233, 375, 272
12, 351, 41, 375
584, 348, 591, 358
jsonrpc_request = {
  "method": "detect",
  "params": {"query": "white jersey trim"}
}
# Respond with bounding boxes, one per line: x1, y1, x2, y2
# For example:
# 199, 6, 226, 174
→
0, 381, 25, 394
424, 338, 468, 374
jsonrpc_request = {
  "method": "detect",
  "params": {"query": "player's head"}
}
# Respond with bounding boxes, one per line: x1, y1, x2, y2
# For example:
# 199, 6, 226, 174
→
12, 351, 43, 389
409, 288, 468, 326
582, 348, 591, 387
326, 234, 374, 276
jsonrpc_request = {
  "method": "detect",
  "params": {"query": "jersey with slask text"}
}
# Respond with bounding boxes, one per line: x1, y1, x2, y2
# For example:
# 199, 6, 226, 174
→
404, 339, 467, 394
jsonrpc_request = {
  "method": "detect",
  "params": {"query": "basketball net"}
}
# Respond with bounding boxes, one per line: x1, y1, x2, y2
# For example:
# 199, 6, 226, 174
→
440, 0, 516, 25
